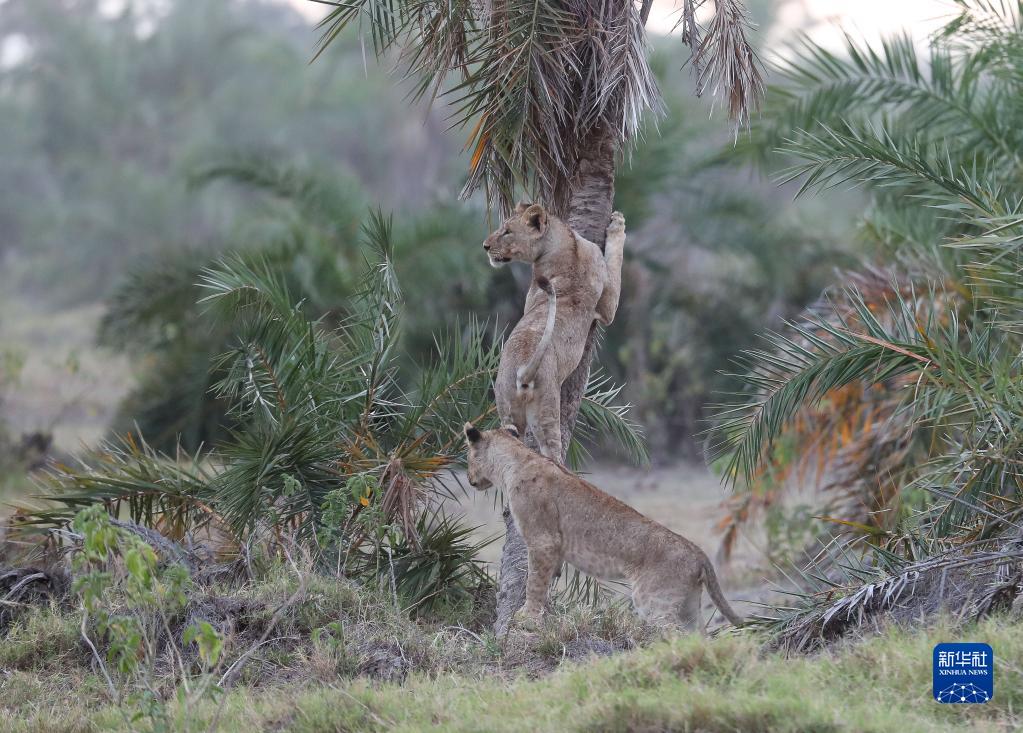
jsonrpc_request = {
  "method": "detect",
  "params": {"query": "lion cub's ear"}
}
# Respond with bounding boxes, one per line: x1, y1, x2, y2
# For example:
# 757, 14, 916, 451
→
502, 424, 520, 439
515, 201, 531, 214
464, 423, 482, 444
522, 204, 548, 234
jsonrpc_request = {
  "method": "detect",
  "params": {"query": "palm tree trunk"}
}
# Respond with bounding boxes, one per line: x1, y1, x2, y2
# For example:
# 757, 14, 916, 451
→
494, 128, 617, 636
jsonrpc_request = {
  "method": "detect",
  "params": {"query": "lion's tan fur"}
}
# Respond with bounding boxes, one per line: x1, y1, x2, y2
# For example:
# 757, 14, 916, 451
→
483, 204, 625, 459
464, 424, 744, 631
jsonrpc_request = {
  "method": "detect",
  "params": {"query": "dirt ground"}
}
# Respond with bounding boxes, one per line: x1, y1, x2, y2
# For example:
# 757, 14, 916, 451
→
0, 294, 131, 452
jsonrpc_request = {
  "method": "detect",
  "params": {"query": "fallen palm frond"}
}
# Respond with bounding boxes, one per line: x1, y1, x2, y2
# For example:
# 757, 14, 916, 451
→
0, 565, 69, 634
752, 537, 1023, 653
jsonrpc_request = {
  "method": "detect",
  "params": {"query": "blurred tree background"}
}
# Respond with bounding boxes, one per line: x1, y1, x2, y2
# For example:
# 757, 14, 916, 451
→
0, 0, 855, 472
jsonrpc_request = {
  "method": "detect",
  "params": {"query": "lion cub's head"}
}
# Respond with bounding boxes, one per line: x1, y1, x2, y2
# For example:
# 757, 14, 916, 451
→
464, 422, 520, 490
482, 203, 549, 268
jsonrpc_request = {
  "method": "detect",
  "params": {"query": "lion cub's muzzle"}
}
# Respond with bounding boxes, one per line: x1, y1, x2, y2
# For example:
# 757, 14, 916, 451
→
482, 240, 511, 266
467, 475, 493, 491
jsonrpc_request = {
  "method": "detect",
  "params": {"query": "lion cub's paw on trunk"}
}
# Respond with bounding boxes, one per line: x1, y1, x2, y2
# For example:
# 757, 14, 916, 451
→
465, 422, 743, 633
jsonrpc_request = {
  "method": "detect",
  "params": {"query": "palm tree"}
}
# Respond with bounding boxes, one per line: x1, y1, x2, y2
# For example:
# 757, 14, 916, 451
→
712, 1, 1023, 647
310, 0, 763, 632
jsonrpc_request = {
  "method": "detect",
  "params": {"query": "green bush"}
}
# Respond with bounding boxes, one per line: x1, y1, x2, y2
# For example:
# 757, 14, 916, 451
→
711, 0, 1023, 644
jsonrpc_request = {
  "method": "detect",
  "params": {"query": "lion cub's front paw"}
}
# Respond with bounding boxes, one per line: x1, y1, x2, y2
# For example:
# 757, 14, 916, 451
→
607, 211, 625, 235
512, 607, 544, 632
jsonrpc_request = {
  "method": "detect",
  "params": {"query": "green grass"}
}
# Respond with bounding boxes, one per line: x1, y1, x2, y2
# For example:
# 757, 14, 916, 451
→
3, 609, 1019, 732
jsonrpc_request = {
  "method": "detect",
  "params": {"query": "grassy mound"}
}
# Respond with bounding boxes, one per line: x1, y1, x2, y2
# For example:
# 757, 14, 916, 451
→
3, 585, 1019, 732
0, 564, 654, 731
148, 617, 1021, 733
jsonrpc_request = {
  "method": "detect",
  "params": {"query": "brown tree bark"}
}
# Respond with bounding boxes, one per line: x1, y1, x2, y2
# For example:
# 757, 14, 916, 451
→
494, 128, 617, 636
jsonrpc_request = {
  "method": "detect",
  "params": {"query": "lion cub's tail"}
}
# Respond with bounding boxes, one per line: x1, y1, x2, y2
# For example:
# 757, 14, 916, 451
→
701, 557, 744, 627
516, 276, 556, 390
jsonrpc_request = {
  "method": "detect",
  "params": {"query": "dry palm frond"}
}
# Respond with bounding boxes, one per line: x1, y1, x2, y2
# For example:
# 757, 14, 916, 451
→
713, 265, 962, 559
380, 458, 427, 549
14, 433, 221, 543
678, 0, 765, 127
457, 0, 663, 213
762, 544, 1023, 653
0, 566, 69, 634
312, 0, 761, 213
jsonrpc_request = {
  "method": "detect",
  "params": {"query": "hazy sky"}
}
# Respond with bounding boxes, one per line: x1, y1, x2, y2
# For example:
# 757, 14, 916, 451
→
767, 0, 955, 49
287, 0, 956, 49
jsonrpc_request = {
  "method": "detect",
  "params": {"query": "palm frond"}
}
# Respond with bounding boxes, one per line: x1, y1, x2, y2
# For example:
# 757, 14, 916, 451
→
766, 32, 1011, 155
940, 0, 1023, 46
347, 507, 496, 614
214, 419, 342, 540
710, 290, 933, 487
777, 121, 1009, 217
402, 316, 501, 454
98, 250, 208, 353
188, 150, 364, 228
15, 434, 220, 542
309, 0, 761, 212
680, 0, 764, 127
569, 370, 649, 468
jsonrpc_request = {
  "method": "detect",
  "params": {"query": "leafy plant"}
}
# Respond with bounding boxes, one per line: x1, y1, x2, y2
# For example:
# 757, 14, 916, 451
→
99, 152, 499, 453
71, 505, 224, 726
712, 0, 1023, 635
23, 211, 646, 615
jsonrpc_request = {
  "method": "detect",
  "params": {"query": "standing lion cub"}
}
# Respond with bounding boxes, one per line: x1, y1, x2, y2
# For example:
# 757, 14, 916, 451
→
464, 423, 743, 631
483, 203, 625, 460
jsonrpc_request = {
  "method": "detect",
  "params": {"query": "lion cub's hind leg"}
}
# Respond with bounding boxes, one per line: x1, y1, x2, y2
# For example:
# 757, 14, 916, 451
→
632, 587, 680, 628
496, 367, 528, 441
632, 568, 704, 633
675, 593, 704, 633
526, 373, 562, 460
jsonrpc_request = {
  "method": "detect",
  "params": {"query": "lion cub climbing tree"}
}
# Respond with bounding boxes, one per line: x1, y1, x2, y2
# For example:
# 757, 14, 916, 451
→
484, 205, 626, 460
